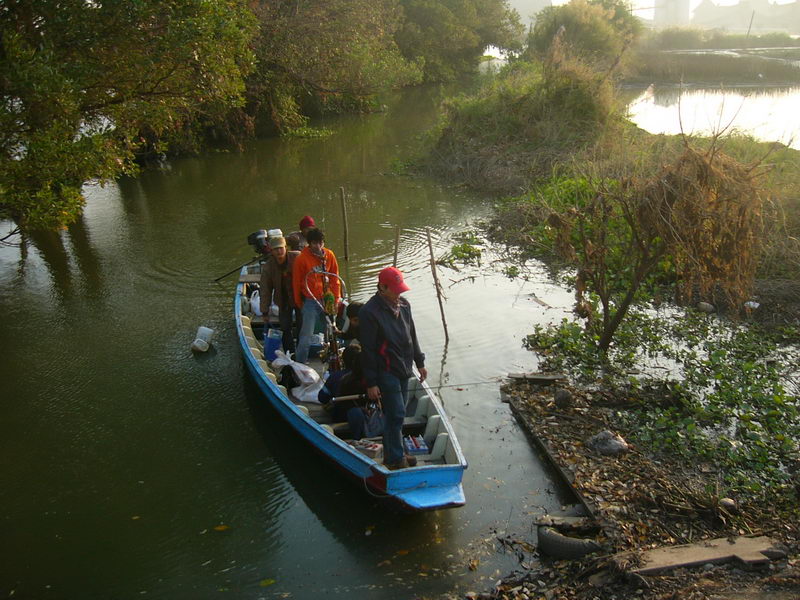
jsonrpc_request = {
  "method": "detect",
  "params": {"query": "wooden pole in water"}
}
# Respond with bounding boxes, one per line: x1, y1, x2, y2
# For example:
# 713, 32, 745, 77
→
426, 228, 449, 343
340, 186, 349, 261
392, 225, 400, 267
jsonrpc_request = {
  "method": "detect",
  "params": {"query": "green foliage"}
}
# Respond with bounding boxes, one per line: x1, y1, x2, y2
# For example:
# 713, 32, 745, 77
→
0, 0, 255, 230
425, 58, 620, 193
526, 0, 642, 75
282, 127, 335, 139
529, 309, 800, 498
248, 0, 422, 134
439, 242, 482, 268
641, 27, 800, 51
631, 51, 800, 85
396, 0, 524, 82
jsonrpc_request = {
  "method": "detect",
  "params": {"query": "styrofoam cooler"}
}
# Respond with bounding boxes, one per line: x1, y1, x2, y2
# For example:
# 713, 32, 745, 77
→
264, 328, 282, 361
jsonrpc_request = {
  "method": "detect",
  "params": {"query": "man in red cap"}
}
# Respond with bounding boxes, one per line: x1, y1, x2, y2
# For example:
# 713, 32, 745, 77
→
359, 266, 427, 470
286, 215, 316, 251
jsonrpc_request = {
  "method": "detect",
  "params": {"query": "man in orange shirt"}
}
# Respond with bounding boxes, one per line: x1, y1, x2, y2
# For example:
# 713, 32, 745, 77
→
292, 228, 341, 363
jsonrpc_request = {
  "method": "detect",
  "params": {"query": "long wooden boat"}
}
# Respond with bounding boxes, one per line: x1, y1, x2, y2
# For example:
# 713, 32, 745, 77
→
235, 264, 467, 511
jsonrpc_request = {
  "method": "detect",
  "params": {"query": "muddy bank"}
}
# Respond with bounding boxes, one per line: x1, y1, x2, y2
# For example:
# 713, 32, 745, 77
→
464, 380, 800, 600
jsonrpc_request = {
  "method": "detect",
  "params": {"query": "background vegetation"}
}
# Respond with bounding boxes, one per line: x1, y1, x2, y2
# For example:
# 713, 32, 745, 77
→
0, 0, 522, 236
425, 0, 800, 502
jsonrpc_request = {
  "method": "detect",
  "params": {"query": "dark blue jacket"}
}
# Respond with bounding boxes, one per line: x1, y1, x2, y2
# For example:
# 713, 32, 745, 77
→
360, 293, 425, 386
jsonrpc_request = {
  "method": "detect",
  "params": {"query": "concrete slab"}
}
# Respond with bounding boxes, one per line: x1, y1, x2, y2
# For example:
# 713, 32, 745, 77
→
632, 536, 785, 575
508, 372, 567, 384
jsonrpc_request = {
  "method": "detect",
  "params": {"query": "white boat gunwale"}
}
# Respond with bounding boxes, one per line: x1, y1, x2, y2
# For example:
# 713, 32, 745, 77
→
235, 266, 467, 510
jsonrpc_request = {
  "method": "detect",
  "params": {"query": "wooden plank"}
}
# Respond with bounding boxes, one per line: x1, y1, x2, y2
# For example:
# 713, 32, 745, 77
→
239, 273, 261, 283
508, 372, 567, 384
506, 398, 596, 520
632, 536, 783, 575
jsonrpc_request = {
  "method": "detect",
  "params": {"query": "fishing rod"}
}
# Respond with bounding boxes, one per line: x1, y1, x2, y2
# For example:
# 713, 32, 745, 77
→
331, 381, 501, 403
214, 228, 273, 282
213, 255, 262, 282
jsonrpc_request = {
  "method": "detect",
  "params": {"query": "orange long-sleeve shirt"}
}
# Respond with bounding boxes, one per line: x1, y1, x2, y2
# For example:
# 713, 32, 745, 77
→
292, 246, 341, 308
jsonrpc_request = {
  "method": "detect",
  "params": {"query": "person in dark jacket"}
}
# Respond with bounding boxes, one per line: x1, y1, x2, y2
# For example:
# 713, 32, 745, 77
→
338, 301, 362, 345
359, 267, 427, 469
318, 345, 370, 438
285, 215, 315, 251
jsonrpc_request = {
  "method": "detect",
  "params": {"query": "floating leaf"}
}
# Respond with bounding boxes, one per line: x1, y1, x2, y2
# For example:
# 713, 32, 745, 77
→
259, 579, 276, 587
396, 549, 410, 555
213, 524, 230, 531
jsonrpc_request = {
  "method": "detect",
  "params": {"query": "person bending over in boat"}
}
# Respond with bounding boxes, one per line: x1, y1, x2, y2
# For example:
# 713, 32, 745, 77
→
360, 267, 427, 470
337, 301, 362, 345
292, 227, 341, 364
318, 345, 373, 439
259, 236, 300, 355
286, 215, 316, 251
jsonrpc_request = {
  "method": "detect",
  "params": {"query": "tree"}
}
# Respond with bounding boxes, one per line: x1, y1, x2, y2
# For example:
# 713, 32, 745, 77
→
396, 0, 523, 82
246, 0, 421, 134
544, 141, 763, 353
526, 0, 641, 74
0, 0, 255, 232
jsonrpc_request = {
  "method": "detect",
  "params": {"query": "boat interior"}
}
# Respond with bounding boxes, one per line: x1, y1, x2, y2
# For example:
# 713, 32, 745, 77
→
238, 270, 461, 467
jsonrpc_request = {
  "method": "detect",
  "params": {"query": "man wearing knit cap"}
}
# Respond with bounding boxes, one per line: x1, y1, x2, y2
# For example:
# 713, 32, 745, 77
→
286, 215, 316, 251
359, 267, 427, 470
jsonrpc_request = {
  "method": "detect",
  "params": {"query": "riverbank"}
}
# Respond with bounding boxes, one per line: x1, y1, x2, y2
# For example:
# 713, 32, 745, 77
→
464, 379, 800, 600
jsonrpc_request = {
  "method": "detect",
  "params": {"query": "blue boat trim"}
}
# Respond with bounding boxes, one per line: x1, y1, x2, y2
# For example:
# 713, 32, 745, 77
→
235, 272, 467, 511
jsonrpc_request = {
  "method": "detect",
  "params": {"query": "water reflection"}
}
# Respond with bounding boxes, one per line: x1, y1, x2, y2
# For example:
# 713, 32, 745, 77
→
1, 84, 574, 599
626, 85, 800, 148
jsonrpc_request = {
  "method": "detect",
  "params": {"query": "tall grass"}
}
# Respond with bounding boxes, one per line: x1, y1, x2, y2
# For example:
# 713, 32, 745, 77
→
630, 51, 800, 85
641, 28, 800, 51
423, 57, 623, 194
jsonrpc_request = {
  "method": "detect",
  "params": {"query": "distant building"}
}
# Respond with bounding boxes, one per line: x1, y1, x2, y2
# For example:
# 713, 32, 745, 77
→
692, 0, 800, 33
655, 0, 692, 27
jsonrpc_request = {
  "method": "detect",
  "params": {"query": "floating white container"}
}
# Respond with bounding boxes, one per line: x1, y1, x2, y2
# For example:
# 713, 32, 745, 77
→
191, 326, 214, 352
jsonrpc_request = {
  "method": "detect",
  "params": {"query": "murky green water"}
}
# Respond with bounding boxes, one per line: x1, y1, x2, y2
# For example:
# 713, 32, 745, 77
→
1, 86, 577, 600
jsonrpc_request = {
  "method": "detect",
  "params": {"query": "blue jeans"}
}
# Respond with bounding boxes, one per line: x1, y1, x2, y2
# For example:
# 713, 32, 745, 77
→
296, 298, 322, 363
377, 372, 408, 465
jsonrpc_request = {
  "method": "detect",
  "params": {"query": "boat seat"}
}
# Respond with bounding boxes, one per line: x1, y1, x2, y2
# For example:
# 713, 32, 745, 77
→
330, 415, 427, 439
295, 401, 333, 424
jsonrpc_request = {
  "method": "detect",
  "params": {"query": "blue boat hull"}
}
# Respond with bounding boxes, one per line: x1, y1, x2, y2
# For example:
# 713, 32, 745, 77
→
235, 278, 466, 511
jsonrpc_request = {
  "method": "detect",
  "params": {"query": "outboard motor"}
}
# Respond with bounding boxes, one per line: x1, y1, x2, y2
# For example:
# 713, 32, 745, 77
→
247, 229, 270, 254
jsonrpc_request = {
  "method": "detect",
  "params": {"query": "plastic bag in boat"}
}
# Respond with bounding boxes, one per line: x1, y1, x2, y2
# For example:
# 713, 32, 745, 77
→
250, 290, 262, 316
271, 350, 319, 386
291, 378, 325, 403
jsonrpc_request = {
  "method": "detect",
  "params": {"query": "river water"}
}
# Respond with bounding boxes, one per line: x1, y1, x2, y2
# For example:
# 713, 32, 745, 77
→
4, 80, 796, 600
0, 86, 576, 600
625, 84, 800, 149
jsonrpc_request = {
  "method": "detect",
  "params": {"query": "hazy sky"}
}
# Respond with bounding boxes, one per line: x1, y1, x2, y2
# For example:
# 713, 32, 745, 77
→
506, 0, 788, 24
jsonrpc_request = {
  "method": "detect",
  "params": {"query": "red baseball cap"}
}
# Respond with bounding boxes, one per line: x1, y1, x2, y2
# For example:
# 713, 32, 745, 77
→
378, 266, 410, 294
299, 215, 315, 229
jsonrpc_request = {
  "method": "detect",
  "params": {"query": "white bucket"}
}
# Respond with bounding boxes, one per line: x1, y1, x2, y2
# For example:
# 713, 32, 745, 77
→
191, 326, 214, 352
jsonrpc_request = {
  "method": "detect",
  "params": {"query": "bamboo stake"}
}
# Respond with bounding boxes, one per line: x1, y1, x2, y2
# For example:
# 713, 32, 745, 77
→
340, 186, 349, 261
392, 225, 400, 267
426, 228, 449, 343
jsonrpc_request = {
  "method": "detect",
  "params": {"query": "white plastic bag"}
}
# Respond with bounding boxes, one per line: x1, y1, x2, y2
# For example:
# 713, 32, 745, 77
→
271, 350, 319, 386
250, 290, 262, 316
291, 379, 325, 403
